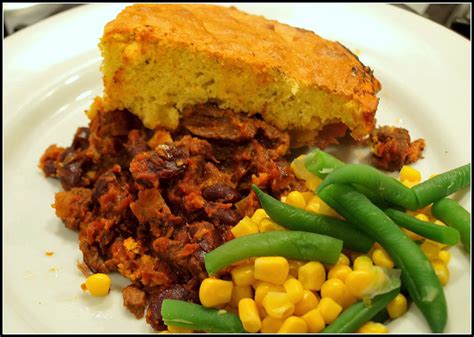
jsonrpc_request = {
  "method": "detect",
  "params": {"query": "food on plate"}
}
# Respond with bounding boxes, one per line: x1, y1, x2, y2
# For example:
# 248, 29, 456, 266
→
369, 126, 425, 171
88, 4, 381, 148
38, 3, 469, 334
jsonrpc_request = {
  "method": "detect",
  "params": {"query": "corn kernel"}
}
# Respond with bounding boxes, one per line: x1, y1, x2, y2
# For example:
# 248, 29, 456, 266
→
356, 321, 389, 333
301, 192, 314, 204
231, 264, 256, 286
293, 290, 319, 316
421, 240, 442, 261
285, 191, 307, 209
434, 219, 447, 226
305, 195, 322, 214
255, 257, 289, 285
415, 213, 429, 222
302, 308, 326, 333
258, 218, 286, 232
260, 316, 284, 333
251, 208, 268, 224
353, 255, 374, 271
84, 273, 111, 297
288, 260, 305, 278
387, 293, 408, 319
199, 278, 233, 308
431, 259, 449, 286
255, 282, 285, 306
401, 227, 424, 241
401, 179, 417, 188
257, 303, 267, 319
317, 297, 343, 324
328, 264, 352, 283
231, 216, 259, 238
320, 278, 350, 307
290, 155, 312, 180
238, 298, 261, 333
278, 316, 308, 333
230, 285, 253, 307
438, 250, 451, 265
345, 270, 377, 298
336, 253, 350, 266
166, 325, 193, 333
283, 278, 304, 304
305, 176, 322, 191
298, 261, 326, 291
262, 291, 295, 319
372, 248, 394, 269
400, 165, 421, 184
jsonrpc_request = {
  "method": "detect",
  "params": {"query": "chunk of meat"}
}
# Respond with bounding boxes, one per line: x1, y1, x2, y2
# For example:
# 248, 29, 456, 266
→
370, 126, 425, 171
122, 284, 147, 319
130, 145, 188, 188
146, 284, 197, 331
53, 188, 92, 230
130, 188, 171, 224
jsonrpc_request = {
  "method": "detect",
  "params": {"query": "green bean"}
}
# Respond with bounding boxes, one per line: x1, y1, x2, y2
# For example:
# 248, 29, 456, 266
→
322, 288, 400, 333
252, 185, 374, 252
371, 308, 390, 324
432, 198, 471, 252
317, 164, 419, 210
304, 148, 345, 179
304, 149, 386, 205
384, 208, 460, 245
413, 164, 471, 209
161, 299, 245, 333
318, 184, 447, 333
204, 231, 343, 275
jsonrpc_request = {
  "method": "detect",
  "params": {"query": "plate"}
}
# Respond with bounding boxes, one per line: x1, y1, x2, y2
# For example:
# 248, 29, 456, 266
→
4, 3, 471, 333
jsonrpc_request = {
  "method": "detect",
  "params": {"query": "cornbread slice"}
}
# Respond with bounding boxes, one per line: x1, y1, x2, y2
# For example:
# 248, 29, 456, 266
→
90, 4, 381, 146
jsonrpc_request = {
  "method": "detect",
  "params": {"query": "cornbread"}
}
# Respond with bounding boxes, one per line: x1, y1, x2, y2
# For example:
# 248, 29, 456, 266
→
89, 4, 381, 147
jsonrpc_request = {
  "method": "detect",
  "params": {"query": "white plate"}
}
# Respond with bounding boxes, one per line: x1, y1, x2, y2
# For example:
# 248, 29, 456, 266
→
4, 3, 471, 333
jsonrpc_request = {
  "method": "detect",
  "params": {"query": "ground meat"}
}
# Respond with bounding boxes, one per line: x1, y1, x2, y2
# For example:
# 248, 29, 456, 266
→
122, 284, 147, 319
370, 126, 425, 171
39, 104, 306, 331
146, 284, 197, 331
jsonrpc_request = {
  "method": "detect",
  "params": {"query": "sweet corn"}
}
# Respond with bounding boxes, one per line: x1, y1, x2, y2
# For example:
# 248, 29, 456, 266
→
283, 278, 304, 304
231, 216, 259, 238
372, 248, 395, 269
199, 278, 233, 308
421, 240, 442, 261
231, 264, 256, 286
230, 285, 253, 307
260, 316, 284, 333
401, 179, 417, 188
257, 303, 268, 319
238, 298, 261, 333
293, 290, 319, 316
353, 255, 374, 271
288, 260, 305, 278
84, 273, 111, 297
251, 208, 268, 224
317, 297, 343, 324
255, 282, 285, 306
302, 308, 326, 333
356, 321, 388, 333
320, 278, 350, 307
166, 325, 193, 333
336, 253, 350, 266
400, 165, 421, 184
345, 270, 377, 298
255, 257, 289, 285
258, 218, 287, 232
278, 316, 308, 333
401, 227, 424, 241
305, 196, 339, 217
438, 250, 451, 265
305, 176, 322, 191
262, 292, 295, 319
431, 259, 449, 286
285, 191, 307, 209
434, 219, 447, 226
415, 213, 429, 222
298, 261, 326, 291
301, 192, 314, 204
386, 293, 408, 319
290, 155, 312, 180
328, 264, 352, 283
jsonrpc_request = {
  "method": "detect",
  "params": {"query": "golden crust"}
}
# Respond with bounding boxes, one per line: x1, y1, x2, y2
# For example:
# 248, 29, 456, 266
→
96, 4, 381, 144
